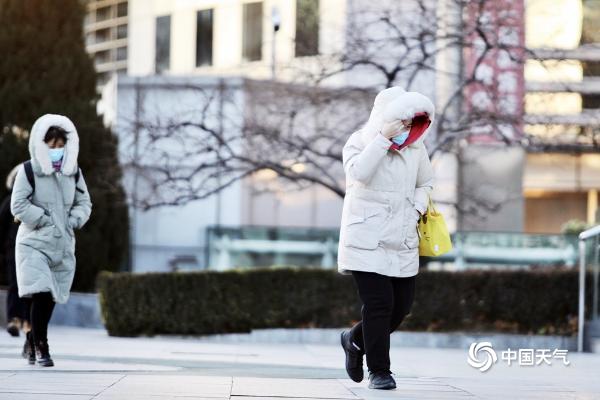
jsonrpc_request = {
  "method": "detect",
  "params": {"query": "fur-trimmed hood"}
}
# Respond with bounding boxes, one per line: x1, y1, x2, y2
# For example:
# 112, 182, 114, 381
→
29, 114, 80, 176
360, 87, 435, 149
5, 165, 19, 190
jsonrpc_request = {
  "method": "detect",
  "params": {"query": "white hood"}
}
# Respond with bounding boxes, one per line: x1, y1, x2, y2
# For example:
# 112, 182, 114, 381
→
360, 87, 435, 148
29, 114, 80, 176
6, 165, 19, 190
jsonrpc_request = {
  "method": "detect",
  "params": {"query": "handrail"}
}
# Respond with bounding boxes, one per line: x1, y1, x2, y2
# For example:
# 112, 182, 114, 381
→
579, 225, 600, 241
577, 225, 600, 352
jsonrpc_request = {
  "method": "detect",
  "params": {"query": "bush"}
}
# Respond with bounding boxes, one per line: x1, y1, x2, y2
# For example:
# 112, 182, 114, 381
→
97, 268, 592, 337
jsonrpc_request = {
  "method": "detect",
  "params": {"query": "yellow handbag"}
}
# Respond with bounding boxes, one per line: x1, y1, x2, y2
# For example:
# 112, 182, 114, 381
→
418, 197, 453, 256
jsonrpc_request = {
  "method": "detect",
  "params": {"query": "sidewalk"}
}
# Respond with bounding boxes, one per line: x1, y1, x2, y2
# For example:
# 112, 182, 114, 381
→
0, 327, 599, 399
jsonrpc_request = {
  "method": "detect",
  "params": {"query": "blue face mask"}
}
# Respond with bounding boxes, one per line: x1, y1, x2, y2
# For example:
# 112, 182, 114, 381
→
391, 131, 409, 146
49, 148, 65, 163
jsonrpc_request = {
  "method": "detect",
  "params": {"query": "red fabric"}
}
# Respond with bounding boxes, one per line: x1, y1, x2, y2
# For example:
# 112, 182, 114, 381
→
389, 112, 431, 151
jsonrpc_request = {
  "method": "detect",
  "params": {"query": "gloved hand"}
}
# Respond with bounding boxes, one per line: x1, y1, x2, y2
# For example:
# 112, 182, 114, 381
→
381, 120, 408, 139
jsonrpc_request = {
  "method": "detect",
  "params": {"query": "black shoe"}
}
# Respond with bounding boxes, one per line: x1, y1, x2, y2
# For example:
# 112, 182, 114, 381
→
35, 340, 54, 367
6, 318, 20, 337
25, 332, 35, 365
340, 330, 364, 382
368, 372, 396, 390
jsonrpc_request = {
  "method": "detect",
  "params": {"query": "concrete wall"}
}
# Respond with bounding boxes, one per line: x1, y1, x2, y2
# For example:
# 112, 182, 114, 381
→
458, 145, 526, 232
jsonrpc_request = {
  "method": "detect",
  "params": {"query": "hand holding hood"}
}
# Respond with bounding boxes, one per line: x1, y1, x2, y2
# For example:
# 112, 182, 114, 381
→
361, 88, 435, 149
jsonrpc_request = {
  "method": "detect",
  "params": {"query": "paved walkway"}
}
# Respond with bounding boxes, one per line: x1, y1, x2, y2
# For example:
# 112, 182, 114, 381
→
0, 327, 599, 399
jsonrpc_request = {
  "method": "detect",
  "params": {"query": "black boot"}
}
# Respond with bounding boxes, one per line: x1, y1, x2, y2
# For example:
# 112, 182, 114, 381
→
368, 371, 396, 390
340, 330, 364, 382
6, 318, 20, 337
35, 340, 54, 367
24, 331, 35, 365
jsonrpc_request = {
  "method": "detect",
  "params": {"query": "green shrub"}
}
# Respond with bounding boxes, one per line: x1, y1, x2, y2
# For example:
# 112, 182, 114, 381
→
97, 268, 592, 337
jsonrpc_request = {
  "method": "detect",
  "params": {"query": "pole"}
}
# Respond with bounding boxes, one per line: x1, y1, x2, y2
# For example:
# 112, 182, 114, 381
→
271, 6, 280, 80
578, 239, 586, 352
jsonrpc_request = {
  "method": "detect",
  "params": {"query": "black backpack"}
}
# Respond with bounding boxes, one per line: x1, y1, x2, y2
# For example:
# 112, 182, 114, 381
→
23, 160, 84, 196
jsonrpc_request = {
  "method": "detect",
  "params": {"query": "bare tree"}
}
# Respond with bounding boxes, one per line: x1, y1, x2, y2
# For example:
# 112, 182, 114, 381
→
119, 0, 598, 216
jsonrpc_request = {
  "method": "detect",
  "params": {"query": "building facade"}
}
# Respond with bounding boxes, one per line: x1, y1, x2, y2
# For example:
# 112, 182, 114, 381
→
84, 0, 129, 86
523, 0, 600, 233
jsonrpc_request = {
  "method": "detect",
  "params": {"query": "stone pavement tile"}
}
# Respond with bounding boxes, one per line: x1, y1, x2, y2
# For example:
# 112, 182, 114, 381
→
341, 377, 475, 400
5, 372, 124, 384
232, 397, 341, 400
0, 382, 103, 396
436, 377, 595, 399
95, 396, 228, 400
232, 377, 358, 399
477, 394, 580, 400
0, 394, 92, 400
0, 387, 98, 396
0, 357, 178, 372
0, 372, 123, 396
348, 387, 474, 400
99, 375, 232, 398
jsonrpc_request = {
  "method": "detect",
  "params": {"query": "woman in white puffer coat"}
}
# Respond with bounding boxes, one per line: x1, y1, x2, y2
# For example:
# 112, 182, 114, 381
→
338, 87, 434, 390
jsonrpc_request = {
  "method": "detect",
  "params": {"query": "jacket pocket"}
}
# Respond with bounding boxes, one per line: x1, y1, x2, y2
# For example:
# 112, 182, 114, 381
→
344, 206, 383, 250
404, 206, 420, 249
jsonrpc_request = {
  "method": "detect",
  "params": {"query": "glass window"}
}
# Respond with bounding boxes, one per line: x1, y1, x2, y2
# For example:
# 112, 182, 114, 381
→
95, 50, 111, 65
295, 0, 319, 57
117, 2, 128, 18
242, 2, 263, 62
582, 0, 600, 45
116, 46, 127, 61
581, 1, 600, 108
95, 28, 111, 44
117, 24, 127, 40
155, 15, 171, 73
196, 9, 214, 67
96, 6, 111, 22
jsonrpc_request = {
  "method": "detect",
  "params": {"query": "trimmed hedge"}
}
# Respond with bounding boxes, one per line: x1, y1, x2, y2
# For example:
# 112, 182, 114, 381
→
97, 268, 592, 337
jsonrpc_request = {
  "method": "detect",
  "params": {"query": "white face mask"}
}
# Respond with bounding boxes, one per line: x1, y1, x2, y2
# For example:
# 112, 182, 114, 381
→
49, 148, 64, 163
391, 130, 410, 146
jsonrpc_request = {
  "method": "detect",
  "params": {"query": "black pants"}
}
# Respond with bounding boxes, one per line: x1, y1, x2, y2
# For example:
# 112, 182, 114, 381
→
349, 271, 416, 374
5, 253, 30, 323
30, 292, 55, 344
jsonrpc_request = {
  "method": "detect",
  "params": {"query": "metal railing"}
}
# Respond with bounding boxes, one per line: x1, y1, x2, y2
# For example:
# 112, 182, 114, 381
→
578, 225, 600, 352
205, 226, 578, 270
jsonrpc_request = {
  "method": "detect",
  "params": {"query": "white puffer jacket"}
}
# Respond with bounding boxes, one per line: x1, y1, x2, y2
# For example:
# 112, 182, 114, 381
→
337, 87, 435, 277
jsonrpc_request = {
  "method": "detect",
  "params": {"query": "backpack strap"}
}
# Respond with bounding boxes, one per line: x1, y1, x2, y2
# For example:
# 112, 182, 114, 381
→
75, 168, 84, 194
24, 161, 84, 195
23, 160, 35, 197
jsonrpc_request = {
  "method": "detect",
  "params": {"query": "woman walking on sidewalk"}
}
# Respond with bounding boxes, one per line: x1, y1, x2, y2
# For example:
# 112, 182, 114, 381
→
11, 114, 92, 367
338, 87, 435, 390
1, 166, 31, 341
1, 165, 35, 361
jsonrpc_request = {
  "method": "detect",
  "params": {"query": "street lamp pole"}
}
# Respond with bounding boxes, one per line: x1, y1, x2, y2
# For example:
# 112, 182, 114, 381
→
271, 6, 281, 80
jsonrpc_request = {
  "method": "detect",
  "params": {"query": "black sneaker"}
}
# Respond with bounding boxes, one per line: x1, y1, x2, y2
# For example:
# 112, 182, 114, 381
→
35, 340, 54, 367
25, 332, 35, 365
340, 330, 364, 382
368, 371, 396, 390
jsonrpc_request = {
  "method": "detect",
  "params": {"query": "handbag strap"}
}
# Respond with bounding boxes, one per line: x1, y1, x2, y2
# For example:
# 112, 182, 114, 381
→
427, 196, 438, 215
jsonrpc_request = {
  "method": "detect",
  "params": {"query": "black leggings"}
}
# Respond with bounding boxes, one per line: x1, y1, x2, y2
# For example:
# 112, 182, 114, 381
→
30, 292, 55, 344
349, 271, 416, 374
5, 253, 30, 323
